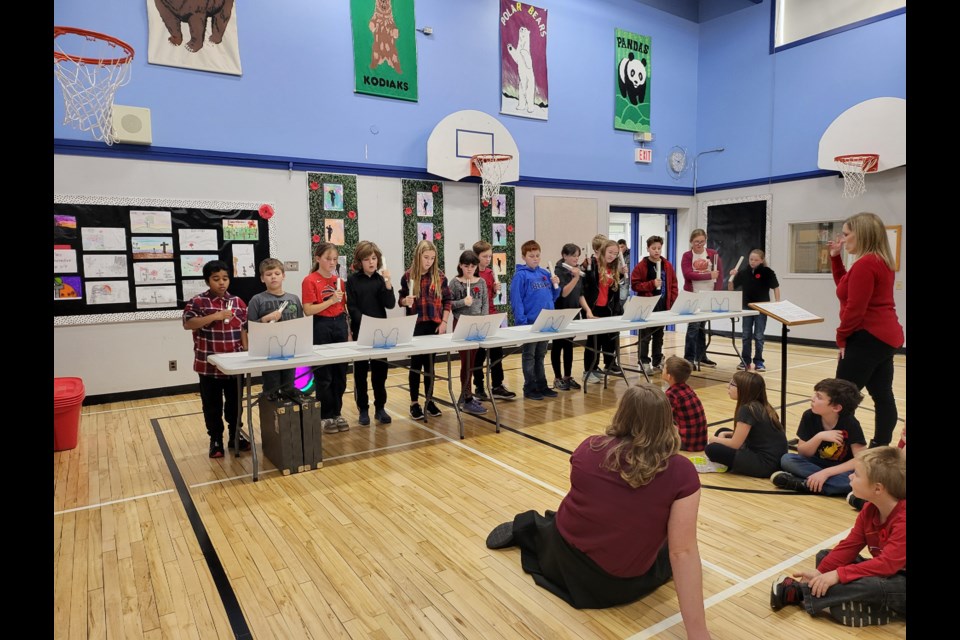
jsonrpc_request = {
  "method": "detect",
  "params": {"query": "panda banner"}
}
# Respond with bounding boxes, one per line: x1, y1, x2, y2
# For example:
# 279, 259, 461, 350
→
614, 29, 651, 133
500, 1, 549, 121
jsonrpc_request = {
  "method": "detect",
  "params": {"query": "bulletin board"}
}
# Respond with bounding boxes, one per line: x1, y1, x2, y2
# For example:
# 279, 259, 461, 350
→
699, 195, 771, 274
54, 195, 277, 326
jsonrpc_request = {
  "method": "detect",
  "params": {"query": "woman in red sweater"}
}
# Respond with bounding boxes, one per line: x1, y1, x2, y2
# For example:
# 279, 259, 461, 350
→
827, 212, 904, 446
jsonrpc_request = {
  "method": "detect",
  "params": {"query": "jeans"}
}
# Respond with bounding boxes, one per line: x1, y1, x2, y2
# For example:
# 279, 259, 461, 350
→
836, 330, 898, 445
683, 321, 707, 362
740, 313, 768, 367
779, 453, 852, 496
522, 340, 548, 394
801, 550, 906, 620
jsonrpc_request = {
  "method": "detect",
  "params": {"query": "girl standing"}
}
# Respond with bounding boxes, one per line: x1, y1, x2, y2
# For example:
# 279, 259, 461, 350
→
680, 229, 723, 367
582, 239, 625, 382
729, 249, 781, 372
450, 250, 488, 415
551, 243, 591, 390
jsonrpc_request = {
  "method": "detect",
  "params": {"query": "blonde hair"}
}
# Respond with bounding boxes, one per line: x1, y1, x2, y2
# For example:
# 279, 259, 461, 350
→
591, 234, 608, 253
844, 212, 896, 270
857, 446, 906, 500
590, 384, 681, 488
408, 240, 441, 297
599, 239, 622, 291
689, 228, 707, 243
749, 249, 766, 265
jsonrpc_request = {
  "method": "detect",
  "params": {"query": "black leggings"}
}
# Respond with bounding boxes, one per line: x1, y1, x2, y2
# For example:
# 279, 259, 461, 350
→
551, 339, 574, 378
835, 330, 898, 445
313, 315, 349, 419
410, 321, 440, 402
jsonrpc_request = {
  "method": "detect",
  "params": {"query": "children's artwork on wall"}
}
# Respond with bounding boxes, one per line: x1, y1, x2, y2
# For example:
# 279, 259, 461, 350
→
494, 286, 507, 306
86, 280, 131, 305
133, 261, 176, 285
54, 249, 78, 273
223, 219, 259, 241
492, 223, 508, 247
416, 222, 434, 243
54, 215, 77, 240
323, 184, 344, 211
135, 285, 178, 309
131, 237, 174, 259
614, 29, 652, 133
492, 252, 508, 278
146, 0, 243, 76
401, 180, 444, 268
492, 194, 507, 217
416, 192, 434, 217
178, 228, 218, 251
231, 244, 256, 278
500, 0, 549, 120
350, 0, 418, 102
480, 185, 516, 323
82, 227, 127, 251
324, 219, 346, 245
83, 254, 129, 279
54, 276, 83, 300
130, 210, 172, 234
181, 278, 208, 301
181, 254, 220, 278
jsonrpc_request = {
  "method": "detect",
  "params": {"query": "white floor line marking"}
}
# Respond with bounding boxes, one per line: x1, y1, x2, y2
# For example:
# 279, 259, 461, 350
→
54, 489, 175, 516
700, 559, 744, 583
625, 530, 849, 640
84, 397, 200, 415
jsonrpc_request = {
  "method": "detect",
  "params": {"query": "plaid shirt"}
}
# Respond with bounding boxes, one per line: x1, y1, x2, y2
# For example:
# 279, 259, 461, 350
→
182, 290, 248, 377
666, 382, 708, 451
398, 270, 452, 324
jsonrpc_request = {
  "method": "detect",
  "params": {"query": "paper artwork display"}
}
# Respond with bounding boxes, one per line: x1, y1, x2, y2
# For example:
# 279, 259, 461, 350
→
614, 29, 652, 133
181, 254, 220, 277
86, 280, 131, 305
136, 285, 178, 309
323, 184, 344, 211
54, 276, 82, 300
54, 249, 78, 274
181, 279, 208, 301
146, 0, 243, 76
82, 227, 127, 251
492, 252, 508, 278
416, 222, 434, 243
54, 215, 77, 240
492, 223, 508, 247
350, 0, 419, 102
248, 316, 314, 359
231, 244, 256, 278
416, 192, 434, 217
133, 261, 176, 285
130, 210, 172, 234
492, 194, 507, 217
132, 236, 174, 259
83, 254, 129, 279
223, 219, 259, 241
323, 219, 346, 245
493, 286, 507, 306
178, 228, 218, 251
500, 1, 549, 120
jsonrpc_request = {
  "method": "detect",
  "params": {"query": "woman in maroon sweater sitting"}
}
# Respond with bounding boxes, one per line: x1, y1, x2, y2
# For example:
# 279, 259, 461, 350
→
827, 212, 904, 447
485, 385, 711, 638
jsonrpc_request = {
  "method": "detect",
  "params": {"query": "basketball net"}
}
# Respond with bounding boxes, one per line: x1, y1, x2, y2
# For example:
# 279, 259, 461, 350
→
54, 27, 135, 146
834, 154, 879, 199
472, 154, 513, 204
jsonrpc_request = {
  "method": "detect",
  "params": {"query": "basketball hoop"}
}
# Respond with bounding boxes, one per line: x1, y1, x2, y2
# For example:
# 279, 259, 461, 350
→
471, 154, 513, 204
54, 26, 135, 145
834, 154, 879, 198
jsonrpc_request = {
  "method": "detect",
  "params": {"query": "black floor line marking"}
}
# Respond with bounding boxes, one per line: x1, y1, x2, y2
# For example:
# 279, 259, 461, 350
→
150, 417, 252, 640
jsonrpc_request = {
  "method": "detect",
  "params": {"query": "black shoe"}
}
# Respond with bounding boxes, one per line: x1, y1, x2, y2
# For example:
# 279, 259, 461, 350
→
787, 437, 799, 451
605, 364, 623, 375
539, 387, 559, 398
564, 376, 581, 390
425, 401, 442, 417
474, 387, 490, 401
770, 575, 803, 611
358, 409, 370, 426
410, 403, 425, 421
491, 385, 517, 400
228, 433, 251, 452
699, 357, 717, 368
485, 521, 516, 549
846, 491, 866, 511
771, 471, 808, 493
209, 439, 224, 458
374, 408, 392, 425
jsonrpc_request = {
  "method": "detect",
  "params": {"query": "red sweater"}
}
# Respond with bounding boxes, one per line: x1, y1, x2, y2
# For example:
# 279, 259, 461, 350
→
831, 254, 903, 349
478, 267, 497, 313
817, 499, 906, 583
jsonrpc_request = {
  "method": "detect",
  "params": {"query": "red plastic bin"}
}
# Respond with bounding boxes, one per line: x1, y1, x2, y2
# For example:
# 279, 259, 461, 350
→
54, 377, 85, 451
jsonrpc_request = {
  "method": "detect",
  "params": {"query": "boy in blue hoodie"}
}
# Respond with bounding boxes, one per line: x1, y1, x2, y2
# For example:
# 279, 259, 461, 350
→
511, 240, 561, 400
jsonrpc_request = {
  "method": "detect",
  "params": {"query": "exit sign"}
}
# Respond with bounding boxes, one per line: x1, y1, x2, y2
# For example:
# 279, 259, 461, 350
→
634, 148, 652, 163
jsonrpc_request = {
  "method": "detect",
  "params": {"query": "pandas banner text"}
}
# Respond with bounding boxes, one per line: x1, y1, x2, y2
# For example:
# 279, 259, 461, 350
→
614, 29, 651, 133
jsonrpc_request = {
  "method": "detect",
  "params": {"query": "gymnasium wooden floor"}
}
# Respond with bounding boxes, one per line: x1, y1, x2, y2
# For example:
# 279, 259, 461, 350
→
54, 332, 907, 639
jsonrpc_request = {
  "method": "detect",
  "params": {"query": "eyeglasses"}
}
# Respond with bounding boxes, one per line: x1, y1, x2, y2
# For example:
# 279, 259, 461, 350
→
692, 240, 706, 245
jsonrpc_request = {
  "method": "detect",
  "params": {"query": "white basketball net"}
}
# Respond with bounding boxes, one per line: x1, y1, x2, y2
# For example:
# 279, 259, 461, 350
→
54, 31, 133, 145
474, 155, 513, 203
835, 155, 878, 199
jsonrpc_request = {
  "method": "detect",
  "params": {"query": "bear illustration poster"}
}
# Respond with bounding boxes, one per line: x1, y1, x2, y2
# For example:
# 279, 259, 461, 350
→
614, 29, 651, 133
147, 0, 242, 75
351, 0, 419, 102
500, 1, 549, 121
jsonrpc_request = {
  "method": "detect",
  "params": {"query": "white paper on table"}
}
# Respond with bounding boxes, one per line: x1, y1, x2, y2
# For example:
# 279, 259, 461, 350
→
54, 249, 78, 273
248, 315, 313, 359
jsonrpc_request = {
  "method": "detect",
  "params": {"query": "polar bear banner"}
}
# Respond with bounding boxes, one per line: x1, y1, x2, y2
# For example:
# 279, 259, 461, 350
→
500, 1, 548, 121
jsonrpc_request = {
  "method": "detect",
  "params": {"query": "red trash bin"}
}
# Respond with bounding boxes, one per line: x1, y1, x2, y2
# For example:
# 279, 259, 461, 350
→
54, 377, 85, 451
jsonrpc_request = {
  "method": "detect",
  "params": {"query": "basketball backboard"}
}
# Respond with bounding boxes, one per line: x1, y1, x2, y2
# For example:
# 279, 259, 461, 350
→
817, 97, 905, 172
427, 110, 520, 182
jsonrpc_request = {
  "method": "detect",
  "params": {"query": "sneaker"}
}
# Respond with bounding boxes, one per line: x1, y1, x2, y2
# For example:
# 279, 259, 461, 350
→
491, 385, 517, 400
642, 363, 654, 375
770, 575, 803, 611
587, 371, 604, 384
755, 363, 767, 372
461, 398, 488, 415
846, 491, 866, 512
523, 390, 545, 400
374, 408, 392, 425
335, 416, 350, 432
553, 377, 570, 391
473, 387, 490, 401
605, 364, 623, 375
771, 470, 809, 493
209, 439, 225, 459
358, 409, 370, 426
736, 362, 748, 371
689, 455, 728, 473
425, 401, 442, 417
699, 357, 717, 368
787, 437, 799, 451
650, 361, 663, 372
485, 521, 516, 550
409, 403, 425, 421
228, 433, 251, 452
322, 418, 339, 434
539, 387, 558, 398
564, 376, 582, 390
829, 600, 894, 627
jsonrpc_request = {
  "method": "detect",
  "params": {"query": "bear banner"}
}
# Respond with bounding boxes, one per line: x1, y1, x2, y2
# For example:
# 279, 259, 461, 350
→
500, 1, 549, 121
351, 0, 418, 101
146, 0, 242, 75
614, 29, 651, 133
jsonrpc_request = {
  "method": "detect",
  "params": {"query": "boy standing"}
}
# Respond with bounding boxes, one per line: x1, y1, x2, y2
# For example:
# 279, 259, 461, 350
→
471, 241, 517, 401
247, 258, 304, 401
182, 260, 249, 458
771, 378, 867, 496
662, 356, 707, 451
630, 235, 678, 374
770, 446, 906, 627
510, 240, 560, 400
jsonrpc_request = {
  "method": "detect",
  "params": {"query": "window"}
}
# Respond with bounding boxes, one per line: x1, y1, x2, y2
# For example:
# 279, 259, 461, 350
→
773, 0, 905, 51
789, 221, 847, 274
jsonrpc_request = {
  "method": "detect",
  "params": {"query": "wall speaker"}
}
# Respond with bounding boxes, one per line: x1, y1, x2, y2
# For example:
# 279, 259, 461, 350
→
111, 105, 152, 145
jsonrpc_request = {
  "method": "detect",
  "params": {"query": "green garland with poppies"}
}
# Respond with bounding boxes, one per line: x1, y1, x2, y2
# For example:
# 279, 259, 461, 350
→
307, 173, 359, 271
479, 186, 515, 324
401, 179, 444, 271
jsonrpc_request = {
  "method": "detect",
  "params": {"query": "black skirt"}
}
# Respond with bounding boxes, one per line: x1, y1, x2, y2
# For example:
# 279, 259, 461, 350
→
512, 510, 673, 609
